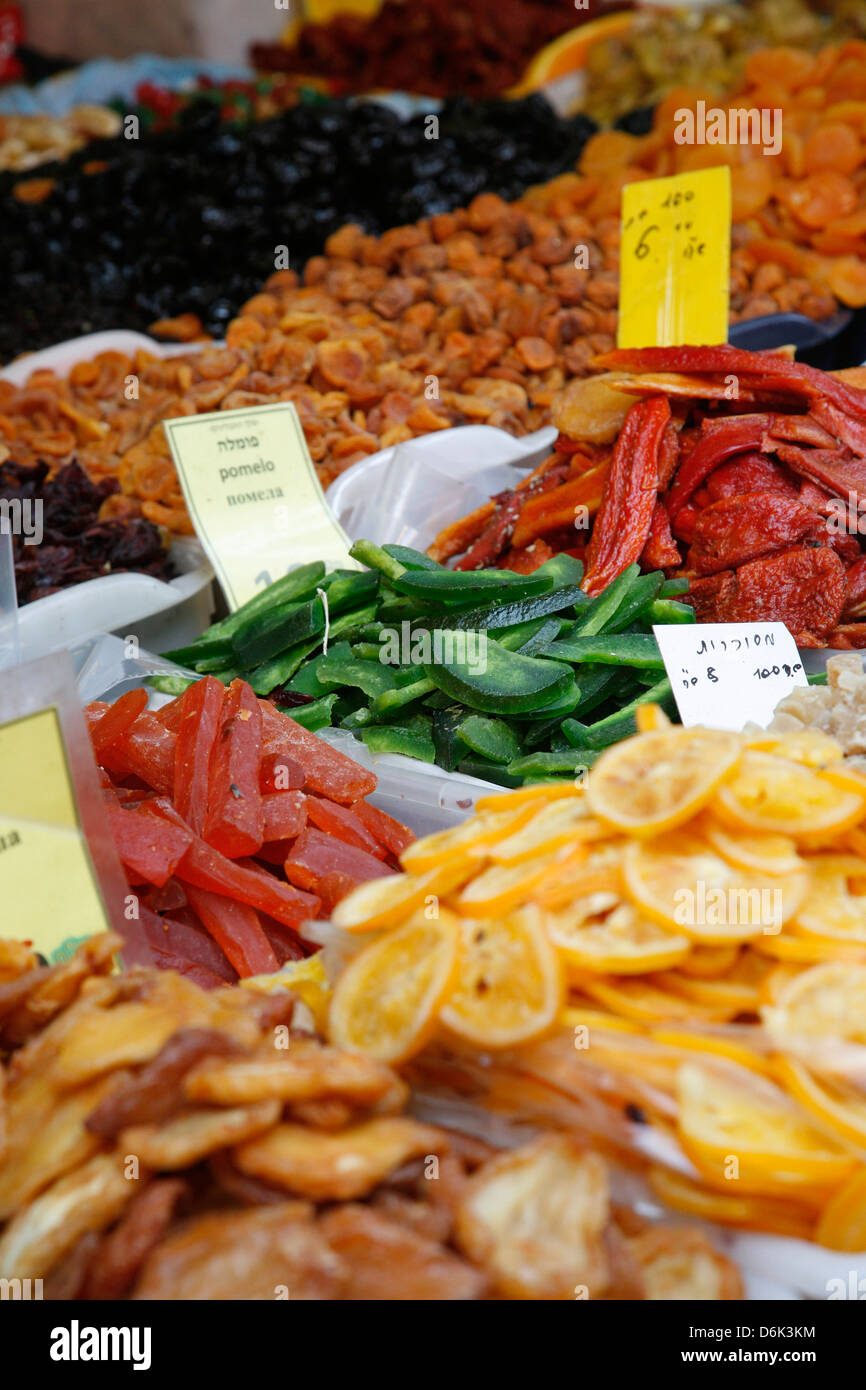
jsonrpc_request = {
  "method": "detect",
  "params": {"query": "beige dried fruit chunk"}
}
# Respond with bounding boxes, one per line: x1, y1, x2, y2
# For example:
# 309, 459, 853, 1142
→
454, 1135, 612, 1299
772, 654, 866, 757
320, 1204, 488, 1300
133, 1203, 344, 1301
0, 939, 38, 985
551, 373, 635, 444
120, 1100, 280, 1169
628, 1228, 743, 1301
0, 1153, 135, 1280
234, 1116, 446, 1202
0, 1072, 121, 1220
185, 1041, 396, 1108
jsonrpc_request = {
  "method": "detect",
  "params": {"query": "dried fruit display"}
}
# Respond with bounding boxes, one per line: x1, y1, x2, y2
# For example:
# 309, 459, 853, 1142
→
0, 94, 597, 359
583, 0, 866, 124
0, 935, 742, 1298
434, 344, 866, 647
0, 105, 121, 173
0, 458, 171, 602
88, 676, 417, 982
579, 40, 866, 312
329, 713, 866, 1249
251, 0, 618, 99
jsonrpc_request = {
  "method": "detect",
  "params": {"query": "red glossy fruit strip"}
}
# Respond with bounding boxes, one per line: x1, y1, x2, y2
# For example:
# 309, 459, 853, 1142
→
283, 827, 395, 894
317, 869, 371, 915
583, 396, 670, 597
666, 415, 772, 519
154, 696, 186, 733
305, 796, 386, 858
147, 799, 318, 928
259, 749, 305, 793
107, 801, 193, 888
174, 675, 224, 836
262, 790, 307, 841
351, 799, 415, 857
183, 883, 278, 978
110, 711, 177, 797
203, 679, 264, 858
139, 903, 238, 983
90, 688, 149, 755
259, 700, 376, 804
640, 500, 681, 570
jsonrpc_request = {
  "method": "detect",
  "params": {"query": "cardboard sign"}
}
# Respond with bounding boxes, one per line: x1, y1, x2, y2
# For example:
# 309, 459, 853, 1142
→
653, 621, 809, 732
618, 166, 731, 349
163, 402, 356, 611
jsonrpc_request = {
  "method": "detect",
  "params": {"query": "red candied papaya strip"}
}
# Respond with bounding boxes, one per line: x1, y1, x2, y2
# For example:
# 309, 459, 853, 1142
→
183, 884, 278, 979
262, 790, 306, 841
351, 799, 415, 857
259, 750, 305, 793
203, 680, 264, 858
90, 689, 149, 756
582, 396, 670, 598
283, 827, 395, 894
174, 676, 224, 836
259, 701, 376, 804
305, 796, 386, 858
107, 801, 192, 888
110, 710, 176, 797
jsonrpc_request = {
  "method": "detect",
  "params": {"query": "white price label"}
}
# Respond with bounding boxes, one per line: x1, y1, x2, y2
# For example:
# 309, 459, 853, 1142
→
652, 622, 809, 732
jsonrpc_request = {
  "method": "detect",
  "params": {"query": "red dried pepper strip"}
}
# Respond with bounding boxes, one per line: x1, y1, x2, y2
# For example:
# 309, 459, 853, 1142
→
583, 396, 670, 598
656, 420, 681, 491
305, 796, 386, 859
182, 884, 278, 979
107, 801, 193, 887
594, 345, 866, 421
773, 443, 866, 500
174, 676, 223, 836
641, 501, 681, 570
90, 688, 148, 756
203, 679, 264, 858
666, 415, 772, 519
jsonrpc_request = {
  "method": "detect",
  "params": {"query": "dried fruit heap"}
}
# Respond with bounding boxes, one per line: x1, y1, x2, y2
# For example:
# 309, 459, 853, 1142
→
0, 935, 741, 1299
327, 713, 866, 1250
436, 344, 866, 647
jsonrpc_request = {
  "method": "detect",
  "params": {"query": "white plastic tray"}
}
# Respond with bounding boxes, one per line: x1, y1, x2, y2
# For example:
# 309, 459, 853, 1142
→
326, 423, 557, 549
2, 331, 217, 660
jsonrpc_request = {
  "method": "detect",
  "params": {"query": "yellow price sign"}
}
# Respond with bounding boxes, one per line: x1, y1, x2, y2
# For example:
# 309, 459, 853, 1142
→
163, 401, 356, 612
618, 166, 731, 350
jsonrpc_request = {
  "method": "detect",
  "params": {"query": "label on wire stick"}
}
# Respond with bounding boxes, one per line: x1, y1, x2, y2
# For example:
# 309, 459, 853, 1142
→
618, 165, 731, 349
163, 401, 356, 611
652, 621, 809, 732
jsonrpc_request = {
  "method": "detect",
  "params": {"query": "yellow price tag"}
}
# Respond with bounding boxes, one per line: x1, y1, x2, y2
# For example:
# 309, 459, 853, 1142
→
618, 166, 731, 350
163, 401, 356, 612
0, 707, 113, 962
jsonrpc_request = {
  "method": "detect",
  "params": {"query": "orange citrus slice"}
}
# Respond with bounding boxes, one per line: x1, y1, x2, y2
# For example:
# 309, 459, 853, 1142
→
509, 13, 634, 94
331, 860, 470, 932
586, 727, 742, 836
649, 1026, 775, 1079
328, 911, 460, 1064
440, 906, 563, 1049
488, 797, 599, 864
545, 895, 690, 975
456, 851, 563, 918
794, 855, 866, 943
535, 840, 625, 909
475, 783, 584, 814
761, 961, 866, 1075
746, 727, 843, 767
752, 932, 866, 964
635, 702, 672, 733
676, 1061, 857, 1198
676, 944, 741, 979
716, 751, 866, 842
702, 818, 804, 876
648, 1165, 817, 1241
651, 970, 760, 1017
775, 1056, 866, 1153
815, 1168, 866, 1251
622, 832, 809, 944
399, 804, 536, 873
577, 976, 738, 1025
559, 1005, 644, 1036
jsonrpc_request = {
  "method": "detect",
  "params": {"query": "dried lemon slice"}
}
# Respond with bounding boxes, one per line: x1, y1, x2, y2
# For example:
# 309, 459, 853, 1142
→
623, 832, 809, 944
752, 932, 866, 964
544, 896, 690, 975
578, 976, 737, 1024
328, 911, 460, 1063
586, 727, 742, 835
816, 1168, 866, 1251
635, 702, 671, 733
648, 1165, 817, 1241
331, 860, 471, 933
676, 1061, 856, 1197
475, 783, 585, 814
794, 856, 866, 944
535, 841, 625, 909
702, 818, 803, 876
761, 961, 866, 1076
457, 851, 563, 917
716, 751, 866, 842
746, 727, 843, 767
488, 798, 600, 864
440, 906, 563, 1048
676, 944, 741, 979
399, 804, 537, 873
775, 1057, 866, 1152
